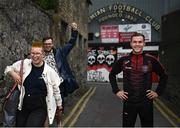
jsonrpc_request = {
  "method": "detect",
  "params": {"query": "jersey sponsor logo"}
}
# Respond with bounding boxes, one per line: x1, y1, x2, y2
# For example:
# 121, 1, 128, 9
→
125, 66, 132, 69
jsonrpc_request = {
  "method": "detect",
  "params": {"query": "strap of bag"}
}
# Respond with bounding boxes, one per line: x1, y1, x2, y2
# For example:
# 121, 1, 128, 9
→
5, 60, 24, 99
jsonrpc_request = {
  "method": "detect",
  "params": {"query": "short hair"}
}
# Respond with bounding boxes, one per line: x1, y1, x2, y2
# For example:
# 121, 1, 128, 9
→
42, 36, 53, 43
31, 41, 43, 48
131, 32, 145, 42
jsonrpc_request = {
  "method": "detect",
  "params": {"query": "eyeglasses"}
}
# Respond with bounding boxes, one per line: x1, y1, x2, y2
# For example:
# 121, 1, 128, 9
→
43, 43, 53, 46
31, 52, 43, 56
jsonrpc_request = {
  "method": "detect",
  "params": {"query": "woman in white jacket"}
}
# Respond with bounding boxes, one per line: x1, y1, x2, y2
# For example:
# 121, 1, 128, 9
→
4, 42, 63, 126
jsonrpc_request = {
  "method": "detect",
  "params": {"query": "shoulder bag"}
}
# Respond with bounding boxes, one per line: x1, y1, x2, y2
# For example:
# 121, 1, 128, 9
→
2, 60, 24, 127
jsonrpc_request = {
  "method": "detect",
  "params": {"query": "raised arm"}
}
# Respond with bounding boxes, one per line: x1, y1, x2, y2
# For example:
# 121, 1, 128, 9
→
61, 22, 78, 56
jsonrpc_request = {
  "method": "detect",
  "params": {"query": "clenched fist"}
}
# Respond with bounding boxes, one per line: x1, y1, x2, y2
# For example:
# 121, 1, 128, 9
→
71, 22, 78, 31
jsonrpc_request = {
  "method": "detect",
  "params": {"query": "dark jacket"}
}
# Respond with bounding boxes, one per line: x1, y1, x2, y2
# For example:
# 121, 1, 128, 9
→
109, 52, 168, 103
53, 30, 79, 96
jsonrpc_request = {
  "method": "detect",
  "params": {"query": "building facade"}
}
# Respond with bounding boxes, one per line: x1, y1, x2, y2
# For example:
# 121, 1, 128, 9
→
88, 0, 180, 42
88, 0, 180, 116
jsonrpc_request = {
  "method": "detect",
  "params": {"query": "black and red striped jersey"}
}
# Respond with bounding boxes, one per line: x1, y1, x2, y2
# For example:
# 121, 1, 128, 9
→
109, 52, 168, 103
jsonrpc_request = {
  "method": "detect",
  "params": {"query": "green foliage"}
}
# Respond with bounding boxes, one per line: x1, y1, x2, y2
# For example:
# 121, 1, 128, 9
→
35, 0, 58, 10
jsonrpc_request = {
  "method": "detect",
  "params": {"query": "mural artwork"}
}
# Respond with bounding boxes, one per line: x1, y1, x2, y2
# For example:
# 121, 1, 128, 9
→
87, 44, 117, 82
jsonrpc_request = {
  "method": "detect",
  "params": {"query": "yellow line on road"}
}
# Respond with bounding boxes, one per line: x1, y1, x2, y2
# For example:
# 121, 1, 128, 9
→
154, 99, 179, 127
154, 101, 176, 127
155, 98, 180, 123
63, 87, 179, 127
68, 87, 96, 127
62, 87, 96, 127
